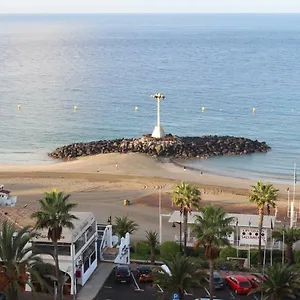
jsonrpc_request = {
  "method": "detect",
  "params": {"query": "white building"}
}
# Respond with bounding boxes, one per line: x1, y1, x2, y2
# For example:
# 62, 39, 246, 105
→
168, 211, 277, 249
0, 185, 17, 206
0, 207, 132, 296
0, 207, 98, 296
32, 211, 98, 295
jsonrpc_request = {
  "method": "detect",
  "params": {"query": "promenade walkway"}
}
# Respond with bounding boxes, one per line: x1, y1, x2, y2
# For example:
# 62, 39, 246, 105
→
76, 262, 115, 300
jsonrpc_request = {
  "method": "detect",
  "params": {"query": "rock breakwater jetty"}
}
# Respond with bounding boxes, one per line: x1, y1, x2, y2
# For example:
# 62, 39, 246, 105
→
49, 134, 270, 160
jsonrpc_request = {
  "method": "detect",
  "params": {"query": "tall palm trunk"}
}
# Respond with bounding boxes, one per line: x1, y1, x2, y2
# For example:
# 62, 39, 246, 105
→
258, 207, 264, 267
178, 288, 184, 300
7, 283, 18, 300
150, 247, 155, 265
286, 244, 294, 265
183, 210, 188, 256
6, 270, 18, 300
53, 241, 62, 300
209, 259, 214, 300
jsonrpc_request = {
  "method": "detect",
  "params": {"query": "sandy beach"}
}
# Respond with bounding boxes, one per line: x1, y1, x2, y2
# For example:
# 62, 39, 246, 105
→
0, 153, 293, 241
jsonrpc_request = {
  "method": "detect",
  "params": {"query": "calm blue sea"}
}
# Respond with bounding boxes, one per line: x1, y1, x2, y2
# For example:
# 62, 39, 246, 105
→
1, 14, 300, 182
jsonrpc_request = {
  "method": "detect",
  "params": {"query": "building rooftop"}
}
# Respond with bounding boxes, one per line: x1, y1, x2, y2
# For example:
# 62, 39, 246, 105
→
0, 190, 10, 195
168, 210, 276, 229
0, 207, 35, 229
0, 207, 95, 243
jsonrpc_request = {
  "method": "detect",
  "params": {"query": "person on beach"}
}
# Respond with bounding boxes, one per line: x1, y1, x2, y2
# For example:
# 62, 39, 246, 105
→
183, 166, 186, 171
115, 163, 118, 169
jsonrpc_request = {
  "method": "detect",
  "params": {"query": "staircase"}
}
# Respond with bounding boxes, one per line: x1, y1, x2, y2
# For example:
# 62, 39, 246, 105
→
97, 224, 107, 241
102, 247, 119, 261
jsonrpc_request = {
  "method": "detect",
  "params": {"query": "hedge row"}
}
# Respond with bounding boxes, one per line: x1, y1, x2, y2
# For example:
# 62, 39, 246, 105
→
132, 242, 297, 269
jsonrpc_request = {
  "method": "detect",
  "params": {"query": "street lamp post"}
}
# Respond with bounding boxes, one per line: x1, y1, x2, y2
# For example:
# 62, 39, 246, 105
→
151, 93, 166, 138
286, 188, 290, 218
159, 188, 162, 244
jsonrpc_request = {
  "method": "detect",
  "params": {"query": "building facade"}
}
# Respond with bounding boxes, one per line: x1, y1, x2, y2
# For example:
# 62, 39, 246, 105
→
31, 211, 98, 295
0, 207, 97, 296
168, 211, 277, 249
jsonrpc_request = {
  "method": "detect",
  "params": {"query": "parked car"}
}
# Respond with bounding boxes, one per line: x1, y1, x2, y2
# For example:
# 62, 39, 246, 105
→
225, 275, 252, 294
247, 275, 263, 288
137, 265, 153, 282
251, 273, 268, 282
115, 265, 131, 283
205, 272, 224, 290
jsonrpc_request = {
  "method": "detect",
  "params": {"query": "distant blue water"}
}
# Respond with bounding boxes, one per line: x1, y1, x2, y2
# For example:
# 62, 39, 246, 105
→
0, 14, 300, 182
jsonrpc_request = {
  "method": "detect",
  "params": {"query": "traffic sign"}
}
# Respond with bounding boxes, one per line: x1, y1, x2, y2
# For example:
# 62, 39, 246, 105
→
172, 293, 179, 300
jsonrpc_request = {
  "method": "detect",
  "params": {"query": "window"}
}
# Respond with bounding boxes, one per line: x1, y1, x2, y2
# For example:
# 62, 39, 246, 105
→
82, 241, 96, 273
84, 260, 89, 273
75, 233, 85, 253
82, 241, 95, 262
239, 281, 251, 287
32, 242, 71, 256
86, 222, 96, 241
91, 252, 96, 264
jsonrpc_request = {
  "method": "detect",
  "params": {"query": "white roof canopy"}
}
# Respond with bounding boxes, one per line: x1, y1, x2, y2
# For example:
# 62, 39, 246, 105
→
168, 210, 276, 229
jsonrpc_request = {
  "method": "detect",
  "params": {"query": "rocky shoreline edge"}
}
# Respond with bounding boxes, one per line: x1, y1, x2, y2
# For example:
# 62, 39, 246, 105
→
48, 134, 271, 160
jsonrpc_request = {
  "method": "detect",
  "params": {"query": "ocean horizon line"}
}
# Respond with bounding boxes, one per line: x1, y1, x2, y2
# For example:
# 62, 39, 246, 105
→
1, 12, 300, 15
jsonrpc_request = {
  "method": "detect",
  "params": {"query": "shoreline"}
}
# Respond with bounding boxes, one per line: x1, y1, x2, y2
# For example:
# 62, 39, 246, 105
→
0, 152, 295, 197
0, 152, 291, 241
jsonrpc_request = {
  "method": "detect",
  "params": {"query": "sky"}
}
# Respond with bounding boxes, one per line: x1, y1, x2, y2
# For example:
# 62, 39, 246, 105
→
1, 0, 300, 14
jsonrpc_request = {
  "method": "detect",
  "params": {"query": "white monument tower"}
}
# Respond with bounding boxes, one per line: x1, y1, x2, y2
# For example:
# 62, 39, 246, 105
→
151, 93, 166, 138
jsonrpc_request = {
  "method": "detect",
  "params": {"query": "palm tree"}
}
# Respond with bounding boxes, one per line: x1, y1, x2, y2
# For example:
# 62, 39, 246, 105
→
172, 182, 201, 256
250, 264, 300, 299
153, 253, 204, 300
0, 221, 48, 300
249, 181, 278, 266
192, 205, 234, 300
272, 227, 300, 265
145, 230, 159, 264
31, 189, 78, 300
113, 216, 139, 239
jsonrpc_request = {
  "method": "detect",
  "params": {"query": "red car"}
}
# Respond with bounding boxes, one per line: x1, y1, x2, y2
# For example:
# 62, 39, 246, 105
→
226, 275, 252, 295
247, 275, 263, 288
250, 273, 269, 282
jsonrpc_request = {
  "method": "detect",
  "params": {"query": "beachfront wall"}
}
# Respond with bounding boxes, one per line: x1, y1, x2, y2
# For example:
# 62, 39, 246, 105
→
169, 211, 276, 249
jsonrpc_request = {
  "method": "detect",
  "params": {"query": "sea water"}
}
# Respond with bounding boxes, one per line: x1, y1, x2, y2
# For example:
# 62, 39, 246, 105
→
0, 14, 300, 182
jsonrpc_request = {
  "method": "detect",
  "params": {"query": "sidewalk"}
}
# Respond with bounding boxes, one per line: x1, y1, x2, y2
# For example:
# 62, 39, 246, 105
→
76, 262, 115, 300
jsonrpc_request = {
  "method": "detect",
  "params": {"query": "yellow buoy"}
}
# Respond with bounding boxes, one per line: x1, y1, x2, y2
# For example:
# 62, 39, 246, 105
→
202, 107, 205, 112
17, 105, 21, 110
135, 106, 139, 111
252, 108, 256, 113
74, 105, 77, 111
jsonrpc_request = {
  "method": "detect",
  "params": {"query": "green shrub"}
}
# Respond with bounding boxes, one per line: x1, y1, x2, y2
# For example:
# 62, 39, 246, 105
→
214, 258, 229, 270
135, 242, 150, 256
238, 250, 248, 259
197, 258, 209, 269
197, 247, 206, 259
219, 247, 237, 259
250, 249, 258, 266
186, 247, 201, 257
294, 250, 300, 264
160, 241, 180, 261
